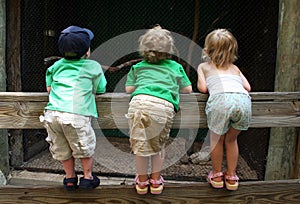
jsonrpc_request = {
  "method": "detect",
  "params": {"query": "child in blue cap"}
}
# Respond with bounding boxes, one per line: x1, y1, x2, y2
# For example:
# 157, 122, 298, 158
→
41, 25, 107, 191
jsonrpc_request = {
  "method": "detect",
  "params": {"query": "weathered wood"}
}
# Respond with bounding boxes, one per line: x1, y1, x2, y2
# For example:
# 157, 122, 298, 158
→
1, 180, 300, 203
0, 92, 299, 129
294, 128, 300, 178
6, 0, 23, 171
265, 0, 300, 181
0, 0, 8, 177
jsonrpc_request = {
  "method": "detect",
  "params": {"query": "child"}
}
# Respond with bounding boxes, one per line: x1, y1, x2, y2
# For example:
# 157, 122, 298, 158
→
41, 25, 107, 191
197, 29, 251, 191
125, 25, 192, 195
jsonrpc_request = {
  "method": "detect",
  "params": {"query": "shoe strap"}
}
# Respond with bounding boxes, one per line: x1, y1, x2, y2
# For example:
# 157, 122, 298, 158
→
135, 176, 149, 187
213, 172, 223, 178
225, 175, 239, 181
63, 177, 78, 185
150, 176, 165, 185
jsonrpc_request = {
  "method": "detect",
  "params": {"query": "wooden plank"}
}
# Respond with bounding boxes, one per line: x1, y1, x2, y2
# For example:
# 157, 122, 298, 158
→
0, 92, 298, 129
293, 128, 300, 178
0, 92, 299, 102
6, 0, 23, 169
0, 0, 8, 176
250, 92, 300, 101
1, 180, 300, 203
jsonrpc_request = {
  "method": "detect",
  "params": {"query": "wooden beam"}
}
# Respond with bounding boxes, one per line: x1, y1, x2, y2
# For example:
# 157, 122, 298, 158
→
6, 0, 23, 167
0, 0, 8, 177
294, 128, 300, 178
0, 92, 298, 129
1, 180, 300, 203
265, 0, 300, 180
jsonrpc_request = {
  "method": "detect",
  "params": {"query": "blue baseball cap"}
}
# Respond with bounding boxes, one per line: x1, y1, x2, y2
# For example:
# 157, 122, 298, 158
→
58, 26, 94, 59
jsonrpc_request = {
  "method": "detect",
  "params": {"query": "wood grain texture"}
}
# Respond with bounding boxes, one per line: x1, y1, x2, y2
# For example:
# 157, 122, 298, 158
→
0, 92, 299, 129
1, 180, 300, 204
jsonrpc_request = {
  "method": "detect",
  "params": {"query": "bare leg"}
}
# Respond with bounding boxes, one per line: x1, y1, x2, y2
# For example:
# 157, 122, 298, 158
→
136, 155, 149, 184
224, 127, 241, 184
210, 131, 224, 182
62, 157, 76, 186
150, 150, 165, 187
80, 157, 94, 180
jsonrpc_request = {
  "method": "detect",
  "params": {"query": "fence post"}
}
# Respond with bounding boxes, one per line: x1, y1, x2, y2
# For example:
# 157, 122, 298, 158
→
0, 0, 9, 177
6, 0, 24, 167
265, 0, 300, 180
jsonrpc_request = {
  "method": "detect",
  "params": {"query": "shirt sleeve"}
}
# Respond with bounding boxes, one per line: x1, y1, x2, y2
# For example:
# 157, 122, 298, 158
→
125, 66, 136, 86
95, 66, 107, 94
46, 67, 53, 87
178, 66, 192, 88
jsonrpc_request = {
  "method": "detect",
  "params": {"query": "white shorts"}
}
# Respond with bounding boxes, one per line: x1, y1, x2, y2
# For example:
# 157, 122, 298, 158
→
42, 110, 96, 161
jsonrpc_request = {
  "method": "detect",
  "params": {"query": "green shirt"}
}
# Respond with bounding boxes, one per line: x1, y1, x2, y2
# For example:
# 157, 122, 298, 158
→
45, 58, 107, 117
125, 59, 191, 112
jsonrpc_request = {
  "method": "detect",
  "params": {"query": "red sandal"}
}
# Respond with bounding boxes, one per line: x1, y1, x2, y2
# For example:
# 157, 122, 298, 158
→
206, 171, 224, 189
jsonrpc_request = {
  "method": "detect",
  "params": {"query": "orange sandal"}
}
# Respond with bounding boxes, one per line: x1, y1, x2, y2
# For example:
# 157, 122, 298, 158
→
150, 176, 165, 195
135, 176, 149, 195
224, 174, 239, 191
206, 171, 224, 189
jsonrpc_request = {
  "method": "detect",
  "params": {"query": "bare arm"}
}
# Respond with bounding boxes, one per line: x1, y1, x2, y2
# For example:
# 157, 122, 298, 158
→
197, 64, 208, 93
180, 85, 192, 94
125, 86, 136, 94
240, 72, 251, 92
47, 86, 51, 93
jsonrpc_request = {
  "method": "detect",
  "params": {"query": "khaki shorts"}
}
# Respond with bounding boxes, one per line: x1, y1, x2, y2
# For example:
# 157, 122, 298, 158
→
42, 110, 96, 161
126, 95, 176, 156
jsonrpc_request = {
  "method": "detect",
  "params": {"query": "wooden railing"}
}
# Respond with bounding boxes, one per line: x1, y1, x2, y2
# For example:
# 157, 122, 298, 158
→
0, 91, 299, 181
0, 92, 299, 129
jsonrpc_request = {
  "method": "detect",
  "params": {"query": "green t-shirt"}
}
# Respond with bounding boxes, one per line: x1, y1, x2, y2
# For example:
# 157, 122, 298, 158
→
45, 58, 107, 117
125, 59, 191, 112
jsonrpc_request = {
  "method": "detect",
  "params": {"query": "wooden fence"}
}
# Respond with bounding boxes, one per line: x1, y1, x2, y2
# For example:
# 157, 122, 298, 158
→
0, 92, 299, 129
0, 91, 299, 180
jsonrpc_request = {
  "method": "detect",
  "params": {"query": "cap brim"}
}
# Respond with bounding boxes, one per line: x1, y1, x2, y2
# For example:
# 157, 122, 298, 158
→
83, 28, 94, 40
61, 26, 94, 40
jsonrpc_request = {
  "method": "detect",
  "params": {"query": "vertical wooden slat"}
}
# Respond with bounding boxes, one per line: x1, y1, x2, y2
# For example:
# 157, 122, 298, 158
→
294, 128, 300, 178
6, 0, 23, 167
0, 0, 9, 178
265, 0, 300, 180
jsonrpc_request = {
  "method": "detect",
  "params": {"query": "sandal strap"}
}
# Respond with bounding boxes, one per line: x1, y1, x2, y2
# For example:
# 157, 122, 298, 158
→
63, 177, 78, 185
208, 171, 223, 179
213, 172, 223, 178
135, 176, 149, 187
225, 175, 239, 181
150, 176, 165, 185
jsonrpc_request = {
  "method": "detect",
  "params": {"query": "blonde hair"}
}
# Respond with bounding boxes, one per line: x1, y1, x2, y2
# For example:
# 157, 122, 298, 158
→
139, 25, 175, 63
202, 29, 238, 67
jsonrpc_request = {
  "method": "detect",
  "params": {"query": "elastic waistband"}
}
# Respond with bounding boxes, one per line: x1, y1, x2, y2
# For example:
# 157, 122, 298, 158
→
132, 94, 174, 108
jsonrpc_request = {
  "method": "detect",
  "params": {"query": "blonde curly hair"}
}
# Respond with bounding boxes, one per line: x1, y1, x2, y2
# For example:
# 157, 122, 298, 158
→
139, 25, 175, 63
202, 29, 238, 67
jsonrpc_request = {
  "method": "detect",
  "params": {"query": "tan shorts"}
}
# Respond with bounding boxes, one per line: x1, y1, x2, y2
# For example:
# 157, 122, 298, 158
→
42, 110, 96, 161
126, 95, 176, 156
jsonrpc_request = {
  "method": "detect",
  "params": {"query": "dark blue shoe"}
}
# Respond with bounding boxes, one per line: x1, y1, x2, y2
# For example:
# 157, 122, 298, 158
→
79, 173, 100, 189
63, 176, 78, 191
